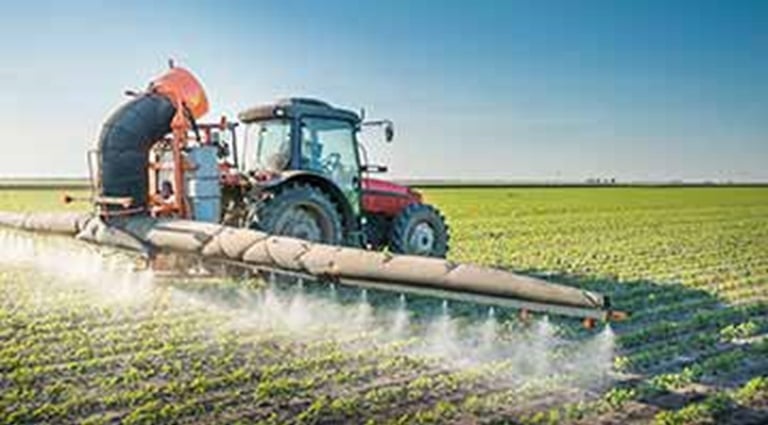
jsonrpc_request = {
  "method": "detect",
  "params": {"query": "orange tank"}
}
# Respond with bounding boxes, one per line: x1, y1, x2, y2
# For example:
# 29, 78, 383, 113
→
149, 67, 209, 120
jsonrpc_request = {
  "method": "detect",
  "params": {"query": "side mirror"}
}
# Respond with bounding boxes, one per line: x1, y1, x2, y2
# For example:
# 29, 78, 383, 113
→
361, 119, 395, 143
384, 122, 394, 143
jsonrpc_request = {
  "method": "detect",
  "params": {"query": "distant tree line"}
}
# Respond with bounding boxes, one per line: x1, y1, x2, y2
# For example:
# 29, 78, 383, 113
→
584, 177, 617, 185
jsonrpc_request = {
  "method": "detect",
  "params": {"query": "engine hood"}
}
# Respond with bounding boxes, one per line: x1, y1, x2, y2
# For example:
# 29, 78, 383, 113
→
362, 178, 422, 201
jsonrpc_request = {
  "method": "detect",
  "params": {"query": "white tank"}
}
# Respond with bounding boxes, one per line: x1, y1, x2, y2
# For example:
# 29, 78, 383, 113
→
185, 145, 221, 222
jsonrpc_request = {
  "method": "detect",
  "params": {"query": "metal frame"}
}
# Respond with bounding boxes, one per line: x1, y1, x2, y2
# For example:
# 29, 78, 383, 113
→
147, 121, 239, 219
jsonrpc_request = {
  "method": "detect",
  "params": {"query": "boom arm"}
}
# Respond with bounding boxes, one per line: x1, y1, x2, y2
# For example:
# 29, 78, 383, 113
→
0, 211, 626, 324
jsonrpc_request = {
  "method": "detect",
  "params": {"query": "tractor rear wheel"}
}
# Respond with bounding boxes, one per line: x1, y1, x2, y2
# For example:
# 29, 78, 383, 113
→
252, 184, 343, 245
388, 203, 449, 258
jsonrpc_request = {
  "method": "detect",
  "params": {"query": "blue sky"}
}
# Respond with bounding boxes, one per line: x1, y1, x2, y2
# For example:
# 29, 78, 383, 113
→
1, 0, 766, 181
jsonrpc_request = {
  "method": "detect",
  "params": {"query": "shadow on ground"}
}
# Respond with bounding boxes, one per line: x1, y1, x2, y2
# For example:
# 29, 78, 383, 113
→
519, 270, 768, 424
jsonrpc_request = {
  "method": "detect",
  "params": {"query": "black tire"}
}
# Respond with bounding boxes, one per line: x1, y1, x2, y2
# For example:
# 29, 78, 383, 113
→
364, 213, 391, 250
252, 183, 343, 245
388, 203, 450, 258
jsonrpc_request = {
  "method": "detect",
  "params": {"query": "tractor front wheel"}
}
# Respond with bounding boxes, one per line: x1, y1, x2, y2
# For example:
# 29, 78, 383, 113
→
252, 184, 343, 245
388, 203, 449, 258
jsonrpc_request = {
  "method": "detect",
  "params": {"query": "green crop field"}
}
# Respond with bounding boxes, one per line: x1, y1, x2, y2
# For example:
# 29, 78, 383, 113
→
1, 187, 766, 424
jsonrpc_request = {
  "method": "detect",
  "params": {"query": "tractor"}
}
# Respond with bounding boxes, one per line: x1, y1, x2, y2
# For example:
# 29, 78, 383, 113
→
149, 97, 450, 258
228, 98, 449, 257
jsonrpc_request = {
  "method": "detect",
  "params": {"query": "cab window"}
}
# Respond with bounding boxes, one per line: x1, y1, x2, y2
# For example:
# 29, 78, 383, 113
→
300, 118, 359, 187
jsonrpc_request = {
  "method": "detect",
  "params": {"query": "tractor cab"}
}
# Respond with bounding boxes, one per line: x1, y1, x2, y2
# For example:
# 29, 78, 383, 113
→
234, 98, 449, 257
240, 98, 363, 216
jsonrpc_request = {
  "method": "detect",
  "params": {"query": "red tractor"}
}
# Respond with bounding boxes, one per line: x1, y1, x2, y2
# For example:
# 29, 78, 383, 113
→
215, 98, 450, 257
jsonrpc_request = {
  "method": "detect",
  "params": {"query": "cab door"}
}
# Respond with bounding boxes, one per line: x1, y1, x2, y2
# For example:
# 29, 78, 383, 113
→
299, 117, 362, 215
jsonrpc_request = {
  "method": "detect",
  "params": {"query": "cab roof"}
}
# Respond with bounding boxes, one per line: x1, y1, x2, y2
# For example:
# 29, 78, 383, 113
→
238, 98, 360, 124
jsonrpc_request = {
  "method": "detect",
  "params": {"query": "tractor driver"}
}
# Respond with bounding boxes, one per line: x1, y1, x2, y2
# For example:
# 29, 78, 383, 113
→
300, 127, 324, 172
265, 141, 291, 172
260, 123, 292, 172
261, 126, 325, 173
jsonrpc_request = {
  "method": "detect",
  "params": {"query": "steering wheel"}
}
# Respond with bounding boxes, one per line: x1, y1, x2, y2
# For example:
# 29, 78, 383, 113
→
321, 153, 342, 174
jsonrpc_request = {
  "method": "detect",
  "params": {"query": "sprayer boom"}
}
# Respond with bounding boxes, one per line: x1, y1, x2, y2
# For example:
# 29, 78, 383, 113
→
0, 212, 626, 324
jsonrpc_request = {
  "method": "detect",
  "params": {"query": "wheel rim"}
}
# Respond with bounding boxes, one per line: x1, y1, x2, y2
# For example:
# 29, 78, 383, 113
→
274, 207, 325, 242
408, 222, 436, 255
